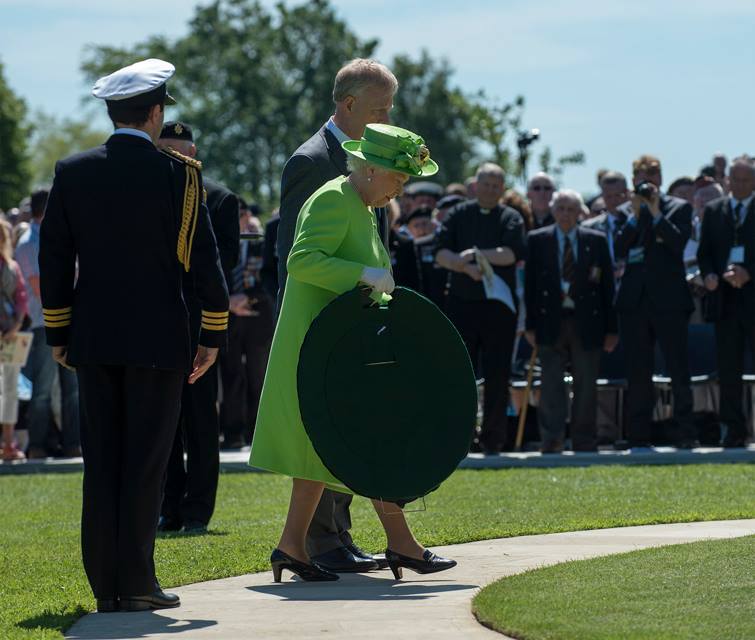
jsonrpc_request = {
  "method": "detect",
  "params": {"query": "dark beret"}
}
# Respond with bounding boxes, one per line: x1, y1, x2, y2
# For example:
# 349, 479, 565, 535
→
160, 121, 194, 142
436, 194, 465, 210
404, 181, 444, 198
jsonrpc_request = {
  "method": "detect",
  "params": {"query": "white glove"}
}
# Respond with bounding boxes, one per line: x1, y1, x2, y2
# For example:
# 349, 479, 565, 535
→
360, 267, 395, 294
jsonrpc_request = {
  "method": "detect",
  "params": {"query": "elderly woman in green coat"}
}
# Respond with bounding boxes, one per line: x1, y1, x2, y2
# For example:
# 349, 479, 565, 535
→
250, 124, 456, 582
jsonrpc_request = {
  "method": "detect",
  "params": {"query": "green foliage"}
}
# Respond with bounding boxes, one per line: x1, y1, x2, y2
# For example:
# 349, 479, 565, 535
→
79, 0, 584, 205
391, 51, 481, 185
0, 60, 31, 210
81, 0, 376, 208
27, 112, 109, 188
473, 535, 755, 640
1, 464, 754, 638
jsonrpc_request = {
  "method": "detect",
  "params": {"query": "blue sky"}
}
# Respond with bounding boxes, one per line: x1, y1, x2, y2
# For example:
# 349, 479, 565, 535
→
1, 0, 754, 195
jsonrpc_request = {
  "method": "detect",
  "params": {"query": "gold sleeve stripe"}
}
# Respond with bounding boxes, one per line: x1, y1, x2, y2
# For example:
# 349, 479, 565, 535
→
44, 313, 72, 322
201, 318, 228, 326
43, 307, 72, 316
201, 322, 227, 331
202, 310, 229, 319
45, 320, 71, 328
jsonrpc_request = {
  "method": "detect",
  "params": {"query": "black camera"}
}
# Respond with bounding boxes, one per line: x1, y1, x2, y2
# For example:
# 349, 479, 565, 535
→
635, 181, 654, 199
517, 128, 540, 149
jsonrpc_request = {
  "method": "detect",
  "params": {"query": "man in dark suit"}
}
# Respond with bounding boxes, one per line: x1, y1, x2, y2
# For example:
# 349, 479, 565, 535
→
156, 122, 240, 534
614, 155, 696, 448
525, 190, 618, 452
276, 58, 398, 573
581, 171, 631, 269
39, 60, 228, 611
436, 163, 526, 453
697, 156, 755, 447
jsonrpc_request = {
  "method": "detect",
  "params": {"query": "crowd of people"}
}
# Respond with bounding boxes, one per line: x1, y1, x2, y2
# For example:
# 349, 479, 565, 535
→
2, 147, 752, 463
2, 54, 751, 607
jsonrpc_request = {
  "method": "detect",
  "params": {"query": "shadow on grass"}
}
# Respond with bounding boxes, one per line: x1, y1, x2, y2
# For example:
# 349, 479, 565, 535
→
157, 529, 229, 539
16, 605, 88, 633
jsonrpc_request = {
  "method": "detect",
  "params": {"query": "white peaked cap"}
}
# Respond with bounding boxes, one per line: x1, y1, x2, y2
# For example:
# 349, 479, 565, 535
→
92, 58, 176, 103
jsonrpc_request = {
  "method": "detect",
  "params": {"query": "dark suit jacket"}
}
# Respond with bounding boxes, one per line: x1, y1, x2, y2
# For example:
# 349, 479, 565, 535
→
39, 134, 229, 371
697, 195, 755, 322
184, 176, 239, 348
525, 225, 617, 349
276, 124, 388, 304
614, 194, 694, 313
261, 216, 280, 300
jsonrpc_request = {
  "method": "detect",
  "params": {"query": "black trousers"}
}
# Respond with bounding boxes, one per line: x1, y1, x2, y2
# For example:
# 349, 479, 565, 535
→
538, 315, 601, 451
77, 365, 184, 598
619, 300, 694, 444
162, 362, 220, 526
306, 490, 354, 556
715, 292, 755, 443
219, 302, 274, 444
447, 296, 517, 447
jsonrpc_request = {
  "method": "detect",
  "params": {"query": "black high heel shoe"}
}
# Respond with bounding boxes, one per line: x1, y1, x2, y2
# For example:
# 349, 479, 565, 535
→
385, 548, 457, 580
270, 548, 339, 582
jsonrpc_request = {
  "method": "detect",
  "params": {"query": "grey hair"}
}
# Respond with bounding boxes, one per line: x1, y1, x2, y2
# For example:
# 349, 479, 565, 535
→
475, 162, 505, 182
729, 155, 755, 176
527, 171, 555, 190
697, 182, 725, 198
346, 154, 392, 177
333, 59, 398, 103
550, 188, 585, 210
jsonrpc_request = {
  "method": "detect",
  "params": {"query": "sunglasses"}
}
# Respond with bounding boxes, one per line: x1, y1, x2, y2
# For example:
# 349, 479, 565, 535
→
531, 185, 554, 192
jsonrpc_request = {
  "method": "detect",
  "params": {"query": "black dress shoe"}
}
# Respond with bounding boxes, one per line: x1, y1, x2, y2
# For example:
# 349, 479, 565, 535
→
270, 548, 339, 582
385, 548, 457, 580
120, 589, 180, 611
96, 598, 119, 613
157, 516, 182, 532
182, 520, 208, 534
311, 545, 378, 573
344, 542, 389, 569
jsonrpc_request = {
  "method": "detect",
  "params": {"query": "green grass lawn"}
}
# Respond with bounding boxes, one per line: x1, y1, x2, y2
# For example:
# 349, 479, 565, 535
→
473, 535, 755, 640
1, 464, 754, 639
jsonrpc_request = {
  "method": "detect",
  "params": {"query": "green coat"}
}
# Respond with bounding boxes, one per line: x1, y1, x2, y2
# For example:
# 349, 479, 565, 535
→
249, 176, 392, 490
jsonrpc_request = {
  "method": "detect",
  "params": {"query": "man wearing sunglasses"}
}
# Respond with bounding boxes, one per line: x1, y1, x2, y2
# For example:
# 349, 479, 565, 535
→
526, 173, 556, 230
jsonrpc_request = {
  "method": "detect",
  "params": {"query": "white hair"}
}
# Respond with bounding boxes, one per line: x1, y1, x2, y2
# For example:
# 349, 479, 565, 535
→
549, 188, 584, 210
527, 171, 555, 190
346, 154, 392, 177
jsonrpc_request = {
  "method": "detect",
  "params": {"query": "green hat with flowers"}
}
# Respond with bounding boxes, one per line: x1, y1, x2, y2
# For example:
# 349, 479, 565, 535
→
342, 124, 439, 177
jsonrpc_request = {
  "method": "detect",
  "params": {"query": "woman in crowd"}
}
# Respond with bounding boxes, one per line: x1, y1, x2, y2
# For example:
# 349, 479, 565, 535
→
249, 124, 457, 582
0, 219, 29, 461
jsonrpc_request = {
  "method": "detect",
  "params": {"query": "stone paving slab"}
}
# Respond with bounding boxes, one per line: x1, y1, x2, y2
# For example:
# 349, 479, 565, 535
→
3, 444, 754, 475
65, 519, 755, 640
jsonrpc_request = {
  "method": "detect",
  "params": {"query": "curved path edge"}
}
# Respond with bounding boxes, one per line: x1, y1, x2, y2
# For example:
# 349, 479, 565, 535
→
65, 519, 755, 640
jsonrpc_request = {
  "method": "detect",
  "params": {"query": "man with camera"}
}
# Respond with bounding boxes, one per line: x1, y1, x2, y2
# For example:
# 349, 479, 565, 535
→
614, 155, 696, 448
697, 156, 755, 447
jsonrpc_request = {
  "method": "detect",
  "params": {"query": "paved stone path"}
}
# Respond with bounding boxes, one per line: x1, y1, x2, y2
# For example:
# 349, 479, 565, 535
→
65, 519, 755, 640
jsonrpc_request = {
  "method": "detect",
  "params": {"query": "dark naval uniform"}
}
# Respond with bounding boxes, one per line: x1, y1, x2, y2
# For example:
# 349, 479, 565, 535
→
39, 131, 229, 601
161, 158, 240, 529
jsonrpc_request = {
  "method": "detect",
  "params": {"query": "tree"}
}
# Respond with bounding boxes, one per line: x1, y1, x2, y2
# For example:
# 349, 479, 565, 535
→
390, 51, 482, 186
0, 59, 31, 210
28, 111, 109, 187
82, 0, 376, 207
81, 0, 583, 203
